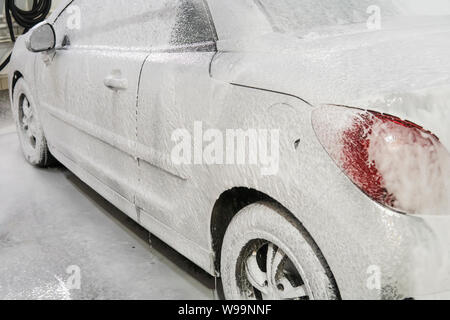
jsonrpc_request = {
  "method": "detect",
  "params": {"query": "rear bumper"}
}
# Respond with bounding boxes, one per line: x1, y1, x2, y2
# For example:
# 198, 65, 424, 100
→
404, 215, 450, 299
310, 179, 450, 300
350, 207, 450, 300
301, 180, 450, 300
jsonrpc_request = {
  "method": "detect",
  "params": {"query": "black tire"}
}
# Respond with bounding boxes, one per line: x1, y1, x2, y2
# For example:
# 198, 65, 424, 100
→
221, 202, 339, 300
12, 78, 54, 167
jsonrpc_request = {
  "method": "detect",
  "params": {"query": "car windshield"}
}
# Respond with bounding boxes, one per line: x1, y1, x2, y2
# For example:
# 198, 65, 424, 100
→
254, 0, 450, 35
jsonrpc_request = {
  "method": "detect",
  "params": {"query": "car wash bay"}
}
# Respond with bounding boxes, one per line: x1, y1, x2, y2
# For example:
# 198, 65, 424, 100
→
0, 91, 214, 300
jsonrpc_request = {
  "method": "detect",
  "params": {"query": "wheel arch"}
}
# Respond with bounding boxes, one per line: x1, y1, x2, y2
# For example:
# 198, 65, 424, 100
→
210, 187, 341, 298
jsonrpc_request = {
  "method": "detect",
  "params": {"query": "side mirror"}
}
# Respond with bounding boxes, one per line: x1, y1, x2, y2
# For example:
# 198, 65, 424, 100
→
26, 23, 56, 53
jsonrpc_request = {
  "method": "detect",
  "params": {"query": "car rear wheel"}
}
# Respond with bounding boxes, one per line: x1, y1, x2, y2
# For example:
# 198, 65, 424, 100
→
220, 202, 339, 300
12, 78, 54, 167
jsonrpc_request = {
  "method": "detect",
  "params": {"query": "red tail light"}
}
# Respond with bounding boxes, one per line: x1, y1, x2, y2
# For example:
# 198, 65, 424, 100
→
312, 105, 449, 214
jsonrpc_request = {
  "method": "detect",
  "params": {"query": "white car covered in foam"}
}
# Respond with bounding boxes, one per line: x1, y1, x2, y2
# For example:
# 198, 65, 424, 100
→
8, 0, 450, 299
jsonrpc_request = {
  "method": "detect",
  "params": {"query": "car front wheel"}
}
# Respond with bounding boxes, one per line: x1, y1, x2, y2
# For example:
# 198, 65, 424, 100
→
12, 78, 53, 167
220, 202, 339, 300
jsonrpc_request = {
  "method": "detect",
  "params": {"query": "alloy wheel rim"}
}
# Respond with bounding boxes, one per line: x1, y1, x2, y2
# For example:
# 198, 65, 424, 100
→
18, 94, 37, 149
238, 240, 312, 300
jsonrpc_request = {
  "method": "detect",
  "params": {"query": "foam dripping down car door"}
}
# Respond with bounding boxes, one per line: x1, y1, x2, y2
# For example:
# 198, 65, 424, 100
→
35, 0, 154, 219
135, 0, 218, 252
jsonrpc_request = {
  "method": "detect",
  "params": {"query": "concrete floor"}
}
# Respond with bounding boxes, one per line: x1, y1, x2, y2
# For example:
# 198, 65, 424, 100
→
0, 90, 215, 300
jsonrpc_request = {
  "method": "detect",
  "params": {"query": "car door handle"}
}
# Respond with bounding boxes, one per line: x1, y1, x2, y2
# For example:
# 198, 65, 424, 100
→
104, 72, 128, 91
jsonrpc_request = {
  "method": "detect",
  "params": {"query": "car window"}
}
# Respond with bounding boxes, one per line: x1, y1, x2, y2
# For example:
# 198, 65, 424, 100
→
170, 0, 216, 46
49, 0, 75, 24
52, 0, 215, 50
51, 1, 76, 47
254, 0, 400, 35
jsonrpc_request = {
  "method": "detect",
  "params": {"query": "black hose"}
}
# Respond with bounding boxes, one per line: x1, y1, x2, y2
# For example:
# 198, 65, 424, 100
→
0, 51, 11, 71
0, 0, 52, 71
5, 0, 52, 41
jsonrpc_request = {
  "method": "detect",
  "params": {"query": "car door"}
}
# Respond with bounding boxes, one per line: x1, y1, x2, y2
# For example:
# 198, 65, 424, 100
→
35, 0, 158, 214
135, 0, 219, 244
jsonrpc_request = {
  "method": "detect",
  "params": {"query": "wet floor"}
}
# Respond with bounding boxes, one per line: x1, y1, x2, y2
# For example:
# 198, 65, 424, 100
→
0, 90, 215, 300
